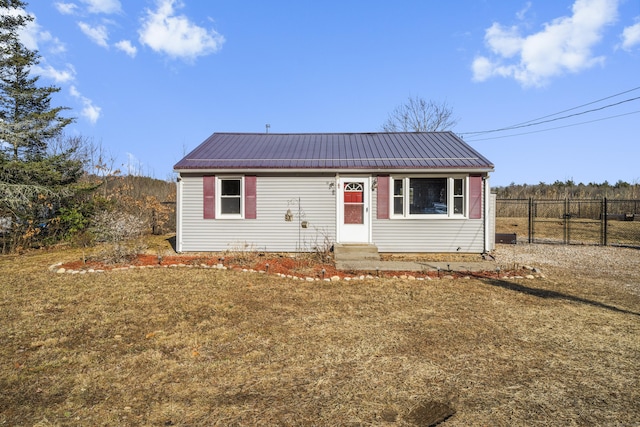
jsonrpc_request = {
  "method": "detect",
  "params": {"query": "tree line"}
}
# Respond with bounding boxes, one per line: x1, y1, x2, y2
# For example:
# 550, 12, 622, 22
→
494, 180, 640, 200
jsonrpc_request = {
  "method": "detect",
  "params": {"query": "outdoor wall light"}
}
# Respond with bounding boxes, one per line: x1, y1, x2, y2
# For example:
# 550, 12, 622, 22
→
328, 181, 335, 195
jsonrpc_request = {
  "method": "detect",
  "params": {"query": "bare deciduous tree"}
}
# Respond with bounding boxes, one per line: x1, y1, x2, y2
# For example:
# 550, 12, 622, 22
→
382, 96, 458, 132
47, 134, 92, 164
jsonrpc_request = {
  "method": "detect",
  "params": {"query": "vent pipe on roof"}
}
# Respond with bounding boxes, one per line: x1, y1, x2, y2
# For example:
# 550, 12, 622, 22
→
265, 124, 270, 134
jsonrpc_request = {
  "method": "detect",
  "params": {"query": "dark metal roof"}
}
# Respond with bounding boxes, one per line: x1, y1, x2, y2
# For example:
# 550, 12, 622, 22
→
173, 132, 494, 171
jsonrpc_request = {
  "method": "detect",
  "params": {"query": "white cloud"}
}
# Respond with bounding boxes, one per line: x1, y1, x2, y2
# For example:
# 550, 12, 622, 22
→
38, 31, 67, 55
471, 56, 496, 82
32, 64, 76, 83
138, 0, 225, 61
10, 10, 71, 82
484, 23, 523, 57
19, 20, 44, 51
54, 2, 79, 15
80, 0, 121, 14
70, 86, 101, 124
3, 8, 65, 54
621, 20, 640, 51
516, 2, 532, 21
472, 0, 619, 87
78, 22, 109, 47
115, 40, 137, 57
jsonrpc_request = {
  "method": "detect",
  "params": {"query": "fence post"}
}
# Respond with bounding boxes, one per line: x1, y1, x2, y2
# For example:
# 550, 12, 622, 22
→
603, 197, 608, 246
564, 198, 569, 244
528, 197, 533, 244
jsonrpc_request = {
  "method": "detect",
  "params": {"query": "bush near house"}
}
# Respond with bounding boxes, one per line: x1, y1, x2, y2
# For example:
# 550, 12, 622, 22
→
0, 174, 175, 253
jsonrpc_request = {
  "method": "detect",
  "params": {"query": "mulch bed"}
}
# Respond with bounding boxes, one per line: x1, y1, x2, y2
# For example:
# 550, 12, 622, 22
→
59, 253, 520, 280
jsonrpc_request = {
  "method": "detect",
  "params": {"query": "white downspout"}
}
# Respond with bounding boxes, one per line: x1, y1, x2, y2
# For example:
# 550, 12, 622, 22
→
483, 175, 490, 253
176, 175, 183, 253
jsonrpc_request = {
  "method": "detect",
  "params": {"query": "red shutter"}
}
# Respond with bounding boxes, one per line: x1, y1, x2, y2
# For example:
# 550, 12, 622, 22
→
469, 175, 482, 219
376, 175, 390, 219
245, 176, 257, 219
203, 175, 215, 219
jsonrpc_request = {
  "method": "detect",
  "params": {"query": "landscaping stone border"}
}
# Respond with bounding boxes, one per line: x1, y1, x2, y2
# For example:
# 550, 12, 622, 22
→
48, 261, 544, 282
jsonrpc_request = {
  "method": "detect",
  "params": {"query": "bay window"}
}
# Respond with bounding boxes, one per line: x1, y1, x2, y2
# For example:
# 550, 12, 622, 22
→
391, 176, 466, 218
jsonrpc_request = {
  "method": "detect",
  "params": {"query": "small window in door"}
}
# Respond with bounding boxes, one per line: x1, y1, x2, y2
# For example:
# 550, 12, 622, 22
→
344, 182, 364, 224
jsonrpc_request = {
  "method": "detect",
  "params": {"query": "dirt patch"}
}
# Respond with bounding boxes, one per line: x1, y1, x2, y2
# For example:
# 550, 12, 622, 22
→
60, 253, 343, 277
406, 401, 456, 426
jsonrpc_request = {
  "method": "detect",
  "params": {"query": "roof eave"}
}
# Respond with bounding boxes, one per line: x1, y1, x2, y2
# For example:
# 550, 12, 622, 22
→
174, 167, 495, 175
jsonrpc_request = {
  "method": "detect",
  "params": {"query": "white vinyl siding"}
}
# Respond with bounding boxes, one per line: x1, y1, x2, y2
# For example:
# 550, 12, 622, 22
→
372, 218, 485, 252
177, 172, 492, 253
179, 174, 336, 252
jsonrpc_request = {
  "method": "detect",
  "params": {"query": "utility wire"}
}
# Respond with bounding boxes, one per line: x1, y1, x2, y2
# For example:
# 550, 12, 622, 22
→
505, 85, 640, 127
458, 85, 640, 137
464, 110, 640, 142
460, 96, 640, 136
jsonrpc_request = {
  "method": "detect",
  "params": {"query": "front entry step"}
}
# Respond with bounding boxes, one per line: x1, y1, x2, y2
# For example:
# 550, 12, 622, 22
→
333, 244, 380, 262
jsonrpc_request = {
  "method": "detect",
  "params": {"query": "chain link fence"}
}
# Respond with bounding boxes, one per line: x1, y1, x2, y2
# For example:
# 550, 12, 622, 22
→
496, 198, 640, 248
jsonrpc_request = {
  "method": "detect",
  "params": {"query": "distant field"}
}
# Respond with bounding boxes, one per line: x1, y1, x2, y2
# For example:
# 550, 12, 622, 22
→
1, 241, 639, 425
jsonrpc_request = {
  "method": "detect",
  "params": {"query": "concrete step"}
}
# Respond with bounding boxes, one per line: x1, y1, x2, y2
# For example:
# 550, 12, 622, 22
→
334, 244, 380, 261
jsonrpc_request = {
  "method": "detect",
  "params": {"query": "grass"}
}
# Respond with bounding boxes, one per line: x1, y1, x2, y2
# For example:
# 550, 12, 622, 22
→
1, 241, 639, 426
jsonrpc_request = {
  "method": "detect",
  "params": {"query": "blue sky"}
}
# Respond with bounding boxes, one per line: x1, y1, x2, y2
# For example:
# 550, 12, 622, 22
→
17, 0, 640, 186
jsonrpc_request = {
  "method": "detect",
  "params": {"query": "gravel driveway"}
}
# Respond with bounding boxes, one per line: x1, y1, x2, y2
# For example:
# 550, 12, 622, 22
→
493, 243, 640, 296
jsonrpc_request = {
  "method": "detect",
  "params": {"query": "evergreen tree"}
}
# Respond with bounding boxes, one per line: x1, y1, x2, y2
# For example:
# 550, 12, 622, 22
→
0, 0, 82, 251
0, 0, 73, 160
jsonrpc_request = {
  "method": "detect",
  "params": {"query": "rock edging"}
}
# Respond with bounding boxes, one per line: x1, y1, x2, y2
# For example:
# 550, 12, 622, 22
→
48, 261, 545, 282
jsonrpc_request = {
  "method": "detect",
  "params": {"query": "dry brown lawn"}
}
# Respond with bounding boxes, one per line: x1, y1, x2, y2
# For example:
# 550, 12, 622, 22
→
1, 240, 639, 426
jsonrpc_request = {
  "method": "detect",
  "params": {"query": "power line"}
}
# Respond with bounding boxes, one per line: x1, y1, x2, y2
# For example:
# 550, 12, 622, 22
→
492, 85, 640, 128
462, 96, 640, 136
464, 110, 640, 142
458, 85, 640, 137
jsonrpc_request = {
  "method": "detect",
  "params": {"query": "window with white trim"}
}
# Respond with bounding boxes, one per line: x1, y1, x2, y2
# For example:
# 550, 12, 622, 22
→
391, 176, 466, 218
218, 177, 243, 218
453, 178, 464, 214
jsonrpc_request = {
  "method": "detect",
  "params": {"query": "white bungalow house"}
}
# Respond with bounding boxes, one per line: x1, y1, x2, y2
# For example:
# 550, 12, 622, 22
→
173, 132, 495, 253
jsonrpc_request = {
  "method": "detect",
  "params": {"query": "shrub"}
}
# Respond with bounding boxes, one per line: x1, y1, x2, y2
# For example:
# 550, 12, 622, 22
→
89, 210, 148, 264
